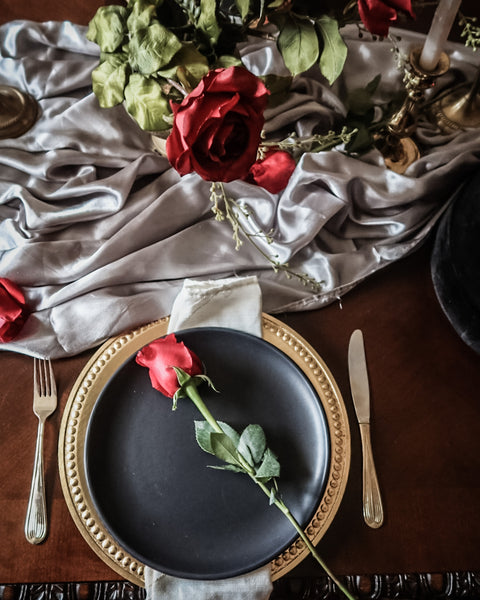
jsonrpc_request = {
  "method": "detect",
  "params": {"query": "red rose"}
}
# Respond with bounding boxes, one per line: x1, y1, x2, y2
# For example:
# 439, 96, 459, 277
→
136, 333, 203, 398
166, 66, 269, 183
358, 0, 414, 37
247, 149, 297, 194
0, 277, 29, 343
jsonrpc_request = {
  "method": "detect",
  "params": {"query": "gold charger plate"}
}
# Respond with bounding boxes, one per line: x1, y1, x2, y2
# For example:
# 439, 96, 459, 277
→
58, 314, 350, 586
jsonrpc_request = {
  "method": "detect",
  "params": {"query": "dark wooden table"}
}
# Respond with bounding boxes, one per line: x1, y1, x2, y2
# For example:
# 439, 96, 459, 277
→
2, 236, 480, 599
1, 2, 480, 598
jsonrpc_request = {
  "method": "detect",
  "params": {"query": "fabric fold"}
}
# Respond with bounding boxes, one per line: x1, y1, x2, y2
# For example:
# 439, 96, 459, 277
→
1, 21, 480, 358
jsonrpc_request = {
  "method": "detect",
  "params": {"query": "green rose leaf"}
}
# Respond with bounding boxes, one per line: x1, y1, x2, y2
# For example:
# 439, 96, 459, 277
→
197, 0, 221, 47
195, 420, 240, 455
255, 447, 280, 480
209, 463, 244, 473
276, 14, 319, 77
238, 424, 267, 465
344, 122, 374, 154
347, 74, 381, 115
315, 16, 348, 85
235, 0, 250, 20
156, 44, 209, 84
87, 5, 128, 53
210, 432, 242, 466
124, 73, 172, 130
127, 0, 158, 33
215, 54, 243, 69
195, 420, 215, 454
129, 20, 183, 75
269, 486, 276, 505
91, 54, 129, 107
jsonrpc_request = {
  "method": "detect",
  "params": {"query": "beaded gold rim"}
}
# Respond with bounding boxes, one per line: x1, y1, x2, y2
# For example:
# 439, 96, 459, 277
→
58, 314, 350, 586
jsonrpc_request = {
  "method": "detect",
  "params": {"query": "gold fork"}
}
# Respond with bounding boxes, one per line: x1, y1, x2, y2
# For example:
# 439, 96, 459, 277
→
24, 358, 57, 544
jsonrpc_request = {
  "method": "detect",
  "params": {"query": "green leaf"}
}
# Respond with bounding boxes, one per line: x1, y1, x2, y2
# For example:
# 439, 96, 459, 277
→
215, 54, 243, 69
238, 424, 267, 465
195, 420, 215, 454
127, 0, 158, 34
235, 0, 250, 20
195, 420, 239, 455
276, 14, 319, 77
219, 422, 240, 445
315, 16, 347, 85
209, 464, 244, 473
210, 432, 242, 466
347, 74, 381, 115
87, 5, 128, 53
255, 447, 280, 480
128, 20, 183, 75
156, 44, 209, 84
269, 486, 277, 505
197, 0, 221, 47
344, 122, 374, 154
124, 73, 172, 130
91, 54, 129, 107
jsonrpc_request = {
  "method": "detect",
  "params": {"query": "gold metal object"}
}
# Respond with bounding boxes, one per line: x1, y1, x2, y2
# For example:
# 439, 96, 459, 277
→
381, 47, 450, 174
58, 315, 351, 586
348, 329, 383, 529
25, 358, 57, 545
0, 85, 38, 139
358, 422, 384, 528
429, 67, 480, 133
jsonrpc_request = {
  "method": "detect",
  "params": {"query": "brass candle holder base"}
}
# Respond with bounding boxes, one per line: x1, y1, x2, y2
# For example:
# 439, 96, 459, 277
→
428, 69, 480, 134
0, 85, 38, 139
380, 47, 449, 174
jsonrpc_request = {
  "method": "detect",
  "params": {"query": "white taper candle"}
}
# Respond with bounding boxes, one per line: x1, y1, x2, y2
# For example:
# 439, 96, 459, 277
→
419, 0, 462, 71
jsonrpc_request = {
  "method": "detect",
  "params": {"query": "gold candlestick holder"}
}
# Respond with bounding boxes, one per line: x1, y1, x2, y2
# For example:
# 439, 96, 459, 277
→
428, 66, 480, 133
379, 47, 450, 174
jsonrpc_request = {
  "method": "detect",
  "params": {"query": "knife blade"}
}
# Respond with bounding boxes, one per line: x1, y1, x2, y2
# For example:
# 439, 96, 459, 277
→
348, 329, 384, 528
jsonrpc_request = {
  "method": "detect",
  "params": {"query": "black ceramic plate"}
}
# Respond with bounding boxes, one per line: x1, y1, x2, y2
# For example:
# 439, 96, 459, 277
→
84, 327, 330, 580
431, 170, 480, 354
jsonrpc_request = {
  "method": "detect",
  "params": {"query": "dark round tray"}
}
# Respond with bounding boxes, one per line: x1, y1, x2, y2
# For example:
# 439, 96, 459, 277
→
84, 327, 330, 580
431, 170, 480, 354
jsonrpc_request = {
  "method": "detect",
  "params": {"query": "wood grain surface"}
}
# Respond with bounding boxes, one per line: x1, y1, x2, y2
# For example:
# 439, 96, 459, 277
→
1, 0, 479, 592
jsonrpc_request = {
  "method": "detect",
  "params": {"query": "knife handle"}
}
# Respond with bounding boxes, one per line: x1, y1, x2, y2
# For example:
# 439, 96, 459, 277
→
359, 423, 384, 528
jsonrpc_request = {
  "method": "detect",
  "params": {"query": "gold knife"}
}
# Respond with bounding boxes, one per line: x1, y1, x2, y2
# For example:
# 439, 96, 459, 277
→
348, 329, 384, 528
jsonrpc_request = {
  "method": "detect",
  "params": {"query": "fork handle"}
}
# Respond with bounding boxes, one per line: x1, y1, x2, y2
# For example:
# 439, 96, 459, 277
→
359, 422, 384, 528
25, 419, 48, 544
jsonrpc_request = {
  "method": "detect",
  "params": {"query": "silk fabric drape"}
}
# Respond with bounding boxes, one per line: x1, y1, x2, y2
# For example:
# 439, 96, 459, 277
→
1, 21, 479, 357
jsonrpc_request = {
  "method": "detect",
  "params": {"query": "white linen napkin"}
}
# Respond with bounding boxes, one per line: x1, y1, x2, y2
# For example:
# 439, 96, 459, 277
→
144, 274, 272, 600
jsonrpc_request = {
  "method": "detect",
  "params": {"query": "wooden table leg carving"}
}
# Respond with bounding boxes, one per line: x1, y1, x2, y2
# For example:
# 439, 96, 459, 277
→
1, 574, 480, 600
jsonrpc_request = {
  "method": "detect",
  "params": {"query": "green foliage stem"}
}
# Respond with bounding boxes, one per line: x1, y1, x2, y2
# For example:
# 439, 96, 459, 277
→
176, 371, 356, 600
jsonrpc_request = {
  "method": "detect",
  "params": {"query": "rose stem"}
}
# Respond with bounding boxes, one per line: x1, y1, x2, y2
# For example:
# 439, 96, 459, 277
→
183, 381, 356, 600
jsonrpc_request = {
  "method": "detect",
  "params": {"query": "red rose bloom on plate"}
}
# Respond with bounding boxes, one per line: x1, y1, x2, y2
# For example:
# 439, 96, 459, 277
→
166, 66, 269, 183
358, 0, 415, 37
0, 277, 29, 343
136, 333, 203, 398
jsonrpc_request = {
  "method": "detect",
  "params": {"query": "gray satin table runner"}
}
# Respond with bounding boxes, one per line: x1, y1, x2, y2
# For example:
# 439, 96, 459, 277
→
1, 21, 479, 358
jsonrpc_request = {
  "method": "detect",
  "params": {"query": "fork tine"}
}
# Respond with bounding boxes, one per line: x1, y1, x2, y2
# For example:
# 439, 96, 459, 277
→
34, 358, 56, 397
33, 357, 39, 396
47, 359, 56, 396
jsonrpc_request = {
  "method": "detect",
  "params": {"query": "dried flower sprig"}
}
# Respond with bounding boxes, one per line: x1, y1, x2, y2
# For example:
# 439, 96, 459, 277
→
210, 181, 324, 292
459, 14, 480, 51
261, 126, 358, 158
